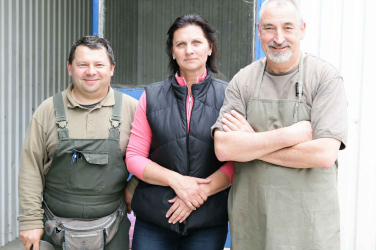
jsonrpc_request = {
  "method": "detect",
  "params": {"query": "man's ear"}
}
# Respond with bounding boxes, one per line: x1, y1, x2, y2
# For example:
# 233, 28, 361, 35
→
300, 22, 306, 40
110, 64, 115, 76
67, 61, 72, 76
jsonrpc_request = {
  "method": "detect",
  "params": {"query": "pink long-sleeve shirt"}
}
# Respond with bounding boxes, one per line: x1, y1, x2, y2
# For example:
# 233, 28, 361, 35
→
126, 71, 234, 183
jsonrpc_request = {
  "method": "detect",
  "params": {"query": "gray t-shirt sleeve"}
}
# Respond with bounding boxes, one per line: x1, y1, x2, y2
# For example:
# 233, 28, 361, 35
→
311, 75, 348, 149
211, 72, 248, 137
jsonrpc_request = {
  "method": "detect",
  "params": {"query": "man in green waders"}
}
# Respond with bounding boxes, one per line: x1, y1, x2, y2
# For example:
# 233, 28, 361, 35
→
212, 0, 348, 249
18, 36, 138, 250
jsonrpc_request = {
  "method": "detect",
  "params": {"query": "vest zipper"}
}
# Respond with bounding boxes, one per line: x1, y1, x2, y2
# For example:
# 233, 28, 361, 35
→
186, 91, 193, 178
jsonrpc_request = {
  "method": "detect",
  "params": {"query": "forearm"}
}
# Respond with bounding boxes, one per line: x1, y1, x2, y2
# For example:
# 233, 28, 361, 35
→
143, 162, 181, 187
18, 118, 46, 231
199, 170, 230, 197
214, 127, 303, 162
259, 138, 341, 169
126, 175, 139, 195
18, 167, 44, 231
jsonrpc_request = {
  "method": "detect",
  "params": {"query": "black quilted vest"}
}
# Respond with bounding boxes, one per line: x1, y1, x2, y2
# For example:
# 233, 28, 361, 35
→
132, 71, 229, 232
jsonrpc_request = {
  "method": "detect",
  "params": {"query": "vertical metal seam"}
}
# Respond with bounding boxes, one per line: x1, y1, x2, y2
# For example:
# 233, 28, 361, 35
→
14, 0, 20, 240
0, 0, 6, 245
7, 0, 13, 242
353, 1, 368, 248
318, 0, 323, 58
58, 0, 61, 93
52, 0, 56, 94
35, 0, 39, 104
41, 0, 45, 99
46, 0, 50, 97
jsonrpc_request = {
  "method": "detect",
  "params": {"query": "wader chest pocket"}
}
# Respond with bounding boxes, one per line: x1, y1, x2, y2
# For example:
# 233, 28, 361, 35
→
67, 151, 108, 194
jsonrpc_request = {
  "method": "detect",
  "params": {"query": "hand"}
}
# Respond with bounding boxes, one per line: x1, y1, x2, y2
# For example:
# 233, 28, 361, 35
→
19, 229, 44, 250
289, 121, 313, 144
222, 110, 255, 132
124, 187, 133, 215
170, 175, 211, 210
166, 196, 193, 224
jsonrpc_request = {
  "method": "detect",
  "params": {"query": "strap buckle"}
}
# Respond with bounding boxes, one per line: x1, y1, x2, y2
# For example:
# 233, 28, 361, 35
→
56, 119, 68, 129
109, 115, 121, 129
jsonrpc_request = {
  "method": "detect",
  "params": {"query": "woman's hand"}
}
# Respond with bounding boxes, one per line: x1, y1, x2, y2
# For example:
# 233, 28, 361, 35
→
222, 110, 254, 132
166, 196, 193, 224
170, 175, 211, 210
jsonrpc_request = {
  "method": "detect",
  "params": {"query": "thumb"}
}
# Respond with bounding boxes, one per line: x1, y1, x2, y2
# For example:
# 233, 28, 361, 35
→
196, 178, 211, 184
168, 196, 178, 203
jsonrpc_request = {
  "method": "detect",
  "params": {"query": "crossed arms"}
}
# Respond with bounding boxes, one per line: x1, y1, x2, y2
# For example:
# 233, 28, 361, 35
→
214, 110, 341, 169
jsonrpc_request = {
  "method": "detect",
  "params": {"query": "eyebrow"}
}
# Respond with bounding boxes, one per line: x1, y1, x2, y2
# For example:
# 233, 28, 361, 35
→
263, 22, 296, 27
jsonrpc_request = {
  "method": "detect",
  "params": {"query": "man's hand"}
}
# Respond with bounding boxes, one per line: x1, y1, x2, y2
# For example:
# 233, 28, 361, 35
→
19, 229, 44, 250
124, 187, 133, 214
166, 196, 194, 224
170, 175, 211, 210
222, 110, 254, 132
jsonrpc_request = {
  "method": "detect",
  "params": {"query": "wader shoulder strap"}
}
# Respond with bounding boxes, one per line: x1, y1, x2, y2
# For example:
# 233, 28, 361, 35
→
109, 90, 123, 129
53, 93, 70, 139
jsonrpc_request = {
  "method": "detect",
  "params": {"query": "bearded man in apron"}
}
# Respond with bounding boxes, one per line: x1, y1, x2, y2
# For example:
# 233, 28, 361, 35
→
212, 0, 348, 249
18, 36, 138, 250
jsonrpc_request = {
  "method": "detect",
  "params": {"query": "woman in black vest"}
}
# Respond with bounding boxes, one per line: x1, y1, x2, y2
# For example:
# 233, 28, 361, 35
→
126, 14, 233, 250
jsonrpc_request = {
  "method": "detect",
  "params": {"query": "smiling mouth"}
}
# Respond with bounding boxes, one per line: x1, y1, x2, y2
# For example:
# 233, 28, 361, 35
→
84, 79, 100, 83
185, 58, 197, 61
270, 46, 289, 50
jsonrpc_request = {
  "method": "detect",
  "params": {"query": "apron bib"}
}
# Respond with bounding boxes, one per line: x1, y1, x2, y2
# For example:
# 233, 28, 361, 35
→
229, 55, 340, 250
42, 91, 130, 250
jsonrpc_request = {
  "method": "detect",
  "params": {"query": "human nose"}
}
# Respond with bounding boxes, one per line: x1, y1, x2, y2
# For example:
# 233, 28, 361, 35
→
86, 65, 96, 75
185, 44, 193, 54
274, 28, 285, 44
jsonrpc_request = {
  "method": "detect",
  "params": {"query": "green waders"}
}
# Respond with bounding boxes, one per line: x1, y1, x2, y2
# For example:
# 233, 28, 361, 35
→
229, 55, 340, 250
42, 91, 130, 249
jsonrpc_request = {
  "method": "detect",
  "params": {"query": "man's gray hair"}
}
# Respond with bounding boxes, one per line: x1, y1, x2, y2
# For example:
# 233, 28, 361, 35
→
259, 0, 304, 26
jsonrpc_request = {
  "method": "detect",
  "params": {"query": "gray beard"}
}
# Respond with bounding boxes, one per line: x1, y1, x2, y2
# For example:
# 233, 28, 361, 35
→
267, 48, 293, 63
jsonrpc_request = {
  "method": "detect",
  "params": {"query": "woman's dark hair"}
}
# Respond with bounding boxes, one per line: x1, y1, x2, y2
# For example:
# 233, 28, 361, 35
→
166, 14, 219, 75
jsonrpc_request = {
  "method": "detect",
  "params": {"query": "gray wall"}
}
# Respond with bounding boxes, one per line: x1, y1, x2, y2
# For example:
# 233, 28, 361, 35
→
0, 0, 91, 246
104, 0, 257, 87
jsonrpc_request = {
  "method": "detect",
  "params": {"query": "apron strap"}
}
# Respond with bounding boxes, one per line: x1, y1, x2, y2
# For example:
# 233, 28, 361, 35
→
53, 93, 69, 139
109, 90, 123, 139
293, 52, 304, 123
254, 58, 267, 98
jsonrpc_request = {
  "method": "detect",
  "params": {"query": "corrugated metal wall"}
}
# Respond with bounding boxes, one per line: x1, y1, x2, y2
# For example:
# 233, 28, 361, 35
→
0, 0, 91, 246
104, 0, 256, 87
299, 0, 376, 249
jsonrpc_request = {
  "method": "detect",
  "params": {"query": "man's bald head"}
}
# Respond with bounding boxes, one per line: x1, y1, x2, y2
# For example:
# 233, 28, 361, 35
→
259, 0, 304, 26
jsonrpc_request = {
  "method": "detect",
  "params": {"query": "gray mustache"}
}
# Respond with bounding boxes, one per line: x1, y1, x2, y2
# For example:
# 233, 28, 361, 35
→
268, 41, 292, 48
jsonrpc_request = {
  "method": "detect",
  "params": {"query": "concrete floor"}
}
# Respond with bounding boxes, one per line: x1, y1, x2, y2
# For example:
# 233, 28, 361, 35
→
0, 239, 23, 250
1, 239, 230, 250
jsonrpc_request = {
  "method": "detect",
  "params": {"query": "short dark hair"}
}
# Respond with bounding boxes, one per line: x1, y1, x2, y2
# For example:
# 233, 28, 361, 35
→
166, 14, 219, 75
68, 35, 115, 65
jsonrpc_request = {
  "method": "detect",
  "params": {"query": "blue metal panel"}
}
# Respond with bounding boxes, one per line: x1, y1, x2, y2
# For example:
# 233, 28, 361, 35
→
92, 0, 99, 35
114, 87, 144, 100
256, 0, 266, 60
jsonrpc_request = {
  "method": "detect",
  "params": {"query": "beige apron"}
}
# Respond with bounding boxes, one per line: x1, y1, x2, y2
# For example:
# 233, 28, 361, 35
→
229, 55, 340, 250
